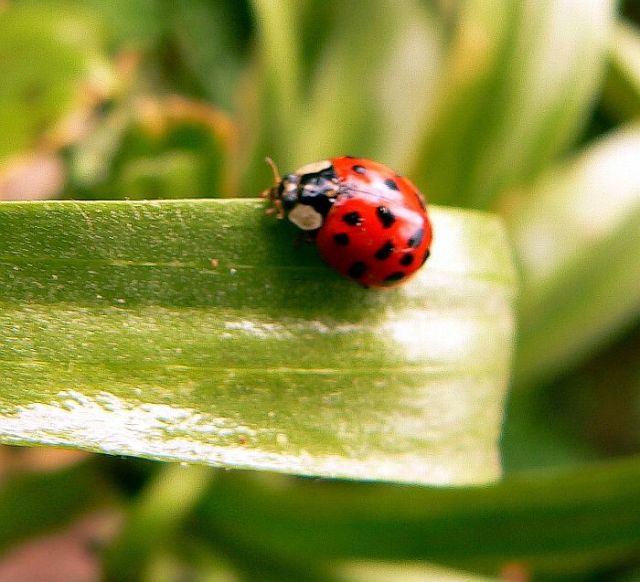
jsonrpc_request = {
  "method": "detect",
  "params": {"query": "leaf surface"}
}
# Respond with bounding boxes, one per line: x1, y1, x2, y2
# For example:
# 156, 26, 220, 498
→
0, 200, 516, 485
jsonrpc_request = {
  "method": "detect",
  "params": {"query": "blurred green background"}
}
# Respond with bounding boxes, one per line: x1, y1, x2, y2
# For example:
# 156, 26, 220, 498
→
1, 0, 640, 580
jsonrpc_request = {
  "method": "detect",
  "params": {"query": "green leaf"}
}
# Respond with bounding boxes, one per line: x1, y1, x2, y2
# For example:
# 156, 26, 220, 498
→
104, 463, 213, 581
79, 0, 163, 48
19, 0, 164, 49
0, 200, 516, 486
249, 0, 302, 163
337, 562, 495, 582
169, 1, 248, 110
604, 20, 640, 121
289, 0, 443, 169
115, 151, 209, 201
509, 123, 640, 389
0, 460, 109, 553
0, 3, 109, 162
410, 0, 615, 209
507, 321, 640, 473
196, 456, 640, 579
243, 1, 443, 178
105, 463, 341, 582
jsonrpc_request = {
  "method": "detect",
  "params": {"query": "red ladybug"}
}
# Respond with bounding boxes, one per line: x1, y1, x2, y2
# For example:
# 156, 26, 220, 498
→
263, 156, 432, 287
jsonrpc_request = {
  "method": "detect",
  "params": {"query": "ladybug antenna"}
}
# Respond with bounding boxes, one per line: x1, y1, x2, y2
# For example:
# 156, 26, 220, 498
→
264, 157, 281, 185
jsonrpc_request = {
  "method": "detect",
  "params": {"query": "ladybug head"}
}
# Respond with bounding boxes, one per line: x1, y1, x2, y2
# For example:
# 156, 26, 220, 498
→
262, 157, 333, 231
262, 158, 304, 223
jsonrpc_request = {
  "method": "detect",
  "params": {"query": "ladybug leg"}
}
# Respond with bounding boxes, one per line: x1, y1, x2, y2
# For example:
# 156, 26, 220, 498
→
263, 195, 284, 219
262, 157, 285, 219
261, 184, 284, 218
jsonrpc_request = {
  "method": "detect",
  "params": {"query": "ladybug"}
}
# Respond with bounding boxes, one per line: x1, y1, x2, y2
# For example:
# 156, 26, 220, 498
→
263, 156, 432, 287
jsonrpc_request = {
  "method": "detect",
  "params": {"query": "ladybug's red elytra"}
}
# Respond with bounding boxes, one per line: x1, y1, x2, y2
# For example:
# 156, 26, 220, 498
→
263, 156, 432, 287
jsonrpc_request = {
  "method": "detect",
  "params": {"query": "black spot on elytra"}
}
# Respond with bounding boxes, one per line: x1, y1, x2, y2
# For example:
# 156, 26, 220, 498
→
400, 253, 414, 266
333, 233, 349, 246
343, 211, 362, 226
384, 178, 399, 191
408, 227, 425, 248
384, 271, 405, 283
352, 165, 367, 175
374, 241, 394, 260
376, 206, 396, 228
421, 249, 431, 265
347, 261, 367, 279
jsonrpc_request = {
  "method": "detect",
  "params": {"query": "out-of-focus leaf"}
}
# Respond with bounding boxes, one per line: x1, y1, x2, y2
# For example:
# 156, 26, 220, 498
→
81, 0, 163, 48
0, 4, 109, 162
244, 1, 442, 181
410, 0, 615, 209
169, 1, 250, 109
0, 461, 109, 553
104, 463, 212, 581
115, 151, 206, 200
507, 320, 640, 471
249, 0, 302, 164
0, 200, 516, 486
604, 21, 640, 120
338, 562, 495, 582
508, 124, 640, 389
229, 0, 301, 191
106, 465, 337, 582
289, 0, 443, 170
501, 380, 601, 473
69, 107, 131, 191
196, 456, 640, 579
71, 97, 238, 199
19, 0, 163, 48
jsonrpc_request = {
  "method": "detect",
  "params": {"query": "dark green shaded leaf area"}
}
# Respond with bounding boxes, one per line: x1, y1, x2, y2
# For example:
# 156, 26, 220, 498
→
0, 199, 516, 486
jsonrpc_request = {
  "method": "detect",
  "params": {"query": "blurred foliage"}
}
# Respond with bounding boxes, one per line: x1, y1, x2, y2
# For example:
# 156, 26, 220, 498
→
1, 0, 640, 580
